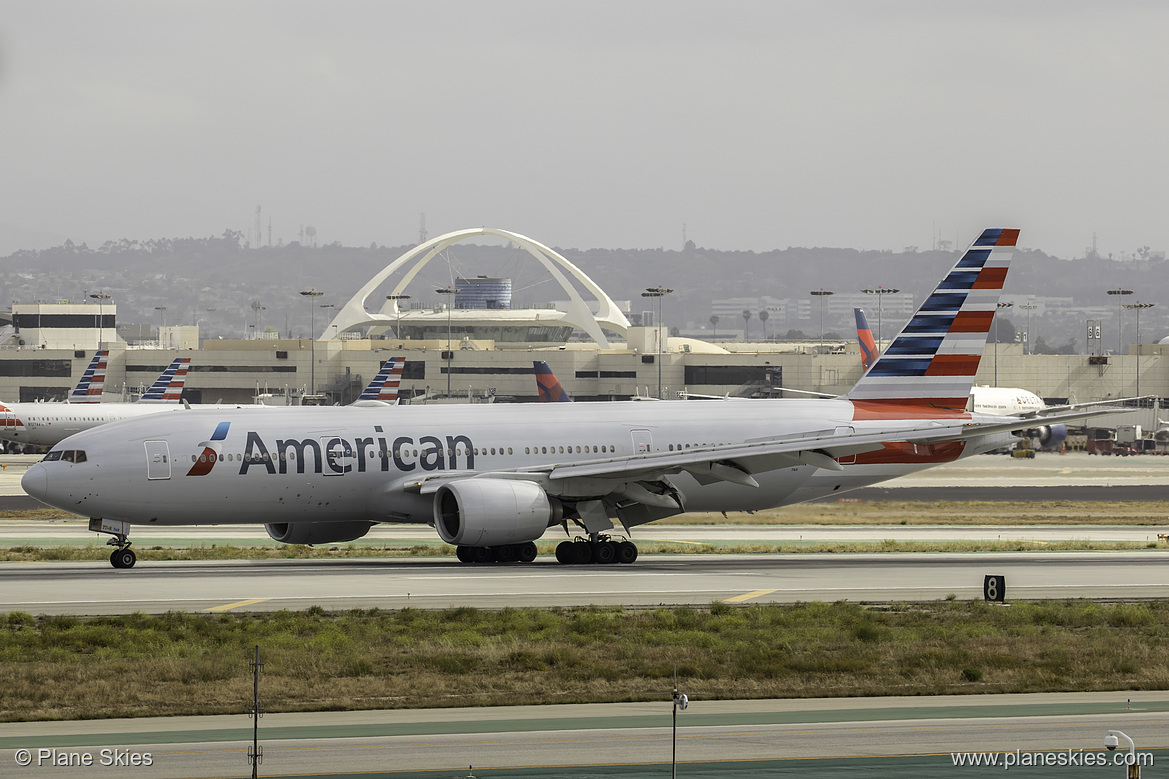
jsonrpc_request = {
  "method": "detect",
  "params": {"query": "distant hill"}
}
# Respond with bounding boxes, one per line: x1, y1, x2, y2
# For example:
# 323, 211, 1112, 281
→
2, 232, 1166, 349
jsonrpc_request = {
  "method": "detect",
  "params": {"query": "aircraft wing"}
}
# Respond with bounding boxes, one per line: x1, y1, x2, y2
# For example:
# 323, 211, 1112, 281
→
1018, 397, 1144, 420
404, 420, 975, 500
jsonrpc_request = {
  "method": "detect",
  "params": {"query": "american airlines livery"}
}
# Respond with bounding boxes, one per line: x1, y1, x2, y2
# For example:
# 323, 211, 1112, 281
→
0, 356, 410, 449
0, 357, 192, 448
855, 308, 1063, 447
23, 229, 1117, 569
66, 350, 110, 404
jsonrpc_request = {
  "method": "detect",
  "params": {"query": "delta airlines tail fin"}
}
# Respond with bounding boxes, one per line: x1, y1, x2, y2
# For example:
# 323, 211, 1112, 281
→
67, 350, 109, 404
847, 228, 1018, 412
854, 309, 877, 372
353, 357, 405, 404
534, 361, 573, 402
137, 357, 191, 403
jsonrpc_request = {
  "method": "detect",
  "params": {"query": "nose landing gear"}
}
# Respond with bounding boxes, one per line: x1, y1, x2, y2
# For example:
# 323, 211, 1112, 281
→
88, 517, 136, 569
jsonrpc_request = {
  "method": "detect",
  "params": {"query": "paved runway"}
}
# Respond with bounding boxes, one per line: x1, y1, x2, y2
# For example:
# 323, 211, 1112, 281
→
4, 551, 1168, 616
2, 692, 1165, 777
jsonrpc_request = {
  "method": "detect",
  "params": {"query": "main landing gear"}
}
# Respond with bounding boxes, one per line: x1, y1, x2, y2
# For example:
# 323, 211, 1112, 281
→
88, 518, 136, 569
455, 541, 538, 565
555, 536, 637, 565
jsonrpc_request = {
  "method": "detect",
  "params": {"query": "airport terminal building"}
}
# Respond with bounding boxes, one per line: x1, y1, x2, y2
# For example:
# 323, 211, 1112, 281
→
0, 229, 1163, 429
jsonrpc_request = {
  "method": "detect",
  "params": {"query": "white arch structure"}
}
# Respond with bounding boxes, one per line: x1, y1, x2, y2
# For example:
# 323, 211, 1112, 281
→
323, 228, 630, 347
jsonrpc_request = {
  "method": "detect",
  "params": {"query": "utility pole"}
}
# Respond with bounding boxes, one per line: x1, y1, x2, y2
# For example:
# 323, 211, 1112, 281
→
248, 645, 263, 778
641, 286, 673, 399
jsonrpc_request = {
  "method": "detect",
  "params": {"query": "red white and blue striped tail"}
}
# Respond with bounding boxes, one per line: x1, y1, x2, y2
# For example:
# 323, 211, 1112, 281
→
847, 228, 1018, 412
534, 361, 573, 402
138, 357, 191, 403
854, 309, 877, 372
67, 350, 109, 404
356, 357, 405, 404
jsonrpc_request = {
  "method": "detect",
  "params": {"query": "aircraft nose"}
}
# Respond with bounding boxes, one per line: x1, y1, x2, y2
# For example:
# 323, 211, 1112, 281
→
21, 464, 47, 502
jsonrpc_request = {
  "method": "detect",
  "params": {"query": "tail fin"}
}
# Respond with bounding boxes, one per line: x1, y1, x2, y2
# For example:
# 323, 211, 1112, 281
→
847, 228, 1018, 411
67, 350, 109, 404
534, 361, 573, 402
355, 357, 405, 404
854, 309, 877, 372
138, 357, 191, 403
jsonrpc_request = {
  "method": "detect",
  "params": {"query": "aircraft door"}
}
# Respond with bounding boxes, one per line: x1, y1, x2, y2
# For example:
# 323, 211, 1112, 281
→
144, 440, 171, 480
630, 429, 654, 454
320, 436, 354, 475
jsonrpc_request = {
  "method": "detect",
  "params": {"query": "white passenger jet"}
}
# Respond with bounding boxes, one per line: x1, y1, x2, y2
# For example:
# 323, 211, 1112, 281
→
0, 357, 193, 448
23, 229, 1118, 568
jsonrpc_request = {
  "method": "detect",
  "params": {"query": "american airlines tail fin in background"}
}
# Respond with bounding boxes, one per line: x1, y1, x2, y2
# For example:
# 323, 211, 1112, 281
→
137, 357, 191, 403
847, 228, 1018, 412
353, 357, 405, 405
534, 360, 573, 402
854, 309, 877, 372
67, 350, 109, 404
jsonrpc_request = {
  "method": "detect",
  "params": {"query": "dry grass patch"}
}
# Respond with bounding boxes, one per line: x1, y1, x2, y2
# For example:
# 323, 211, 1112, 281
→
3, 600, 1169, 722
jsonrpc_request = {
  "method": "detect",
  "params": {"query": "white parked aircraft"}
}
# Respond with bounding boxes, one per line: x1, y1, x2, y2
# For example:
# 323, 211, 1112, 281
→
0, 356, 406, 449
23, 229, 1118, 568
0, 357, 193, 448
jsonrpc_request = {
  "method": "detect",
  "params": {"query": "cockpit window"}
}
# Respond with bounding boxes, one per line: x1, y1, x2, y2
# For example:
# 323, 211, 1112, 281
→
44, 450, 86, 463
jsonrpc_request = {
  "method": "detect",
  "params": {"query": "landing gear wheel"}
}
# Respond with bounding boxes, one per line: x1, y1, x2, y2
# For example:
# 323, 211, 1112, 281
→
571, 541, 593, 565
617, 541, 638, 564
518, 542, 538, 563
456, 545, 474, 564
470, 546, 493, 564
555, 541, 575, 564
110, 548, 136, 569
594, 541, 617, 564
496, 544, 517, 563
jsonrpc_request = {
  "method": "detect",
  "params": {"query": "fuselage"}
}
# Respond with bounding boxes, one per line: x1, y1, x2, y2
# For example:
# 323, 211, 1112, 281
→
0, 401, 192, 447
23, 399, 1015, 528
968, 386, 1045, 416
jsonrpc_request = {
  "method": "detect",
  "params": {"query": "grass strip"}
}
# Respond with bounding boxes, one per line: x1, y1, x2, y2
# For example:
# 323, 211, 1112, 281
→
3, 600, 1169, 723
2, 538, 1167, 562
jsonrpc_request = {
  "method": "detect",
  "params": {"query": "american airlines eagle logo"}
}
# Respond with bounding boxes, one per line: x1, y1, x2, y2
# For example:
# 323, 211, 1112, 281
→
186, 421, 231, 476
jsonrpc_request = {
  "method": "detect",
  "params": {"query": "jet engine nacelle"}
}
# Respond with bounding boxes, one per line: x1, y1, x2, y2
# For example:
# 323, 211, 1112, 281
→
434, 478, 562, 547
1025, 423, 1067, 450
265, 520, 376, 545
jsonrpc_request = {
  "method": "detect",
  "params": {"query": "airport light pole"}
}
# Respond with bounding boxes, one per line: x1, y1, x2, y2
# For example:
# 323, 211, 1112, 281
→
1019, 303, 1037, 355
670, 668, 688, 779
810, 289, 834, 355
436, 287, 460, 398
1107, 288, 1134, 354
861, 286, 899, 351
642, 286, 673, 399
386, 294, 411, 340
299, 289, 323, 395
993, 302, 1012, 387
89, 292, 110, 349
1123, 301, 1155, 400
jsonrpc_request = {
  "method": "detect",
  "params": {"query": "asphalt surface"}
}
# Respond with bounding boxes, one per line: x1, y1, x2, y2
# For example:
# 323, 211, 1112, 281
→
2, 692, 1166, 777
4, 551, 1168, 616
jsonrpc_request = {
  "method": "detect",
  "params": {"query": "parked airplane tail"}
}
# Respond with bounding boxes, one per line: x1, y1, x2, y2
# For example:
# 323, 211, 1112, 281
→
847, 228, 1018, 412
854, 309, 877, 372
355, 357, 405, 404
67, 350, 109, 404
138, 357, 191, 403
534, 360, 573, 402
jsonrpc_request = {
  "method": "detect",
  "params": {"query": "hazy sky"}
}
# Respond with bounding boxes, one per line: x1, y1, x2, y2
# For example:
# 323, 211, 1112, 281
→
3, 2, 1168, 258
